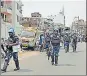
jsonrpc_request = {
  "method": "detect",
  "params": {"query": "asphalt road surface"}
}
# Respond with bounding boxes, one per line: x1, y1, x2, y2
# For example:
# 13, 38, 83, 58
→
1, 42, 86, 75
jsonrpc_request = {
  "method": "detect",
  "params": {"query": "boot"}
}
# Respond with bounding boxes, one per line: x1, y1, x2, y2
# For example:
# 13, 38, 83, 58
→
14, 60, 20, 71
2, 60, 9, 72
51, 55, 54, 65
55, 56, 58, 66
14, 67, 20, 71
1, 69, 6, 72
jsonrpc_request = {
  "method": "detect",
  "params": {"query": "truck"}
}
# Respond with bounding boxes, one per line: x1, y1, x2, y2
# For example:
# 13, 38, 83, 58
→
20, 27, 43, 50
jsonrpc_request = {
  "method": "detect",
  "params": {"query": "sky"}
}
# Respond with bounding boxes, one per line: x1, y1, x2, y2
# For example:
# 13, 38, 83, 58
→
21, 0, 86, 27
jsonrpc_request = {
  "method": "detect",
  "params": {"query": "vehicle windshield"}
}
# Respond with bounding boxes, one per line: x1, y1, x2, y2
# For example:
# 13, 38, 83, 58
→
21, 31, 35, 38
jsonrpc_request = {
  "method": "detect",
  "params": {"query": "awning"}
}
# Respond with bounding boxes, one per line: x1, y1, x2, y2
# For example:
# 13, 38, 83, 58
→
4, 0, 12, 3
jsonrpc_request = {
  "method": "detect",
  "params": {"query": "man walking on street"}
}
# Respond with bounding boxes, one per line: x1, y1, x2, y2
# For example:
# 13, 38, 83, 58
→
1, 28, 20, 72
39, 34, 44, 52
72, 33, 78, 52
51, 30, 61, 66
44, 32, 51, 55
63, 33, 71, 53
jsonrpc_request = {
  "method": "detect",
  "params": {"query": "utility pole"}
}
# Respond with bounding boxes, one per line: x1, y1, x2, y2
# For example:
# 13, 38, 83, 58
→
62, 6, 65, 33
62, 6, 65, 27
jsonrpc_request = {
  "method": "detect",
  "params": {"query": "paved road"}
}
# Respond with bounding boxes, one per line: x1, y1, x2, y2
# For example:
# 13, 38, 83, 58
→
1, 42, 86, 75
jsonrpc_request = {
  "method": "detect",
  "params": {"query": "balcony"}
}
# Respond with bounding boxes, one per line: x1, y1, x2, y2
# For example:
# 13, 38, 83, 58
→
1, 7, 12, 15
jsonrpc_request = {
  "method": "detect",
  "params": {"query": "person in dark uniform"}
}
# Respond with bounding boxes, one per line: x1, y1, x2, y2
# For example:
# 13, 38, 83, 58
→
72, 33, 78, 52
51, 30, 61, 66
1, 28, 20, 72
1, 38, 6, 53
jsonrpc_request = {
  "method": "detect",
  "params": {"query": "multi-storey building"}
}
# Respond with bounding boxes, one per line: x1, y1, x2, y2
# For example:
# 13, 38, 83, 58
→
21, 12, 44, 30
30, 12, 42, 27
1, 0, 23, 39
1, 0, 12, 39
71, 17, 86, 37
21, 17, 30, 27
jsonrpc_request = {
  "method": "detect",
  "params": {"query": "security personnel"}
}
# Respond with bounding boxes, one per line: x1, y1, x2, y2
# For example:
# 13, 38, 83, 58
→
63, 34, 71, 53
39, 34, 44, 52
72, 33, 77, 52
44, 32, 51, 55
1, 28, 20, 72
51, 30, 61, 66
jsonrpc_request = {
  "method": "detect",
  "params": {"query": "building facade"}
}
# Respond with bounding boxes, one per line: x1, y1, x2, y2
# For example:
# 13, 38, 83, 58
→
12, 0, 23, 35
21, 17, 30, 27
1, 0, 23, 39
71, 18, 86, 37
30, 12, 42, 27
21, 12, 44, 30
1, 0, 12, 39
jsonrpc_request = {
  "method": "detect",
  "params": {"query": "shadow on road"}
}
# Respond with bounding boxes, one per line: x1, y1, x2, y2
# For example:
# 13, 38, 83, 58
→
69, 51, 83, 53
2, 69, 33, 73
58, 64, 76, 66
17, 69, 33, 72
1, 69, 33, 75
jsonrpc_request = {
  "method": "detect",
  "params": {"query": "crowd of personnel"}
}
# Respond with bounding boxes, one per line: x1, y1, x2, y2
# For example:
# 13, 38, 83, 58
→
1, 28, 86, 73
38, 30, 79, 66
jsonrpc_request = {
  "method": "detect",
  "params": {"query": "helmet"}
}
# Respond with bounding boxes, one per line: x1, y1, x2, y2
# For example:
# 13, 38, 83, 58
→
8, 28, 14, 33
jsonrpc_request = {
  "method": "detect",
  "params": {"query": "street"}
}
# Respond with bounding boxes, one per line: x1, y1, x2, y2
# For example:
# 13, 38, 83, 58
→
1, 42, 86, 75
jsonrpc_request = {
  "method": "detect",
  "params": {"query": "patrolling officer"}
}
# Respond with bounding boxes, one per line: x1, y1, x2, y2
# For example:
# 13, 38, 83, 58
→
72, 33, 78, 52
51, 30, 61, 66
44, 32, 51, 55
39, 34, 44, 52
63, 33, 71, 52
1, 28, 20, 72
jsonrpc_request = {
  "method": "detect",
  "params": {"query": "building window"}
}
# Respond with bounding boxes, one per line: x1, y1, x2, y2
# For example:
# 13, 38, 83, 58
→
1, 13, 4, 19
5, 15, 6, 21
1, 1, 4, 7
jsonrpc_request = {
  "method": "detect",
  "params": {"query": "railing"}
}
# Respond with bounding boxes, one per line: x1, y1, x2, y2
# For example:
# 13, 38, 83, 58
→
1, 5, 12, 14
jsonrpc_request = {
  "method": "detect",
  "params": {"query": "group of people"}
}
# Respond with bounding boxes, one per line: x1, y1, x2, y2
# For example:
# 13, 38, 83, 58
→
39, 30, 78, 66
1, 28, 78, 72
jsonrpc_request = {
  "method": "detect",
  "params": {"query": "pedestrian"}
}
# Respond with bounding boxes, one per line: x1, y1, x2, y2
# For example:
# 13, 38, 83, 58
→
1, 28, 20, 72
44, 32, 51, 55
1, 38, 6, 54
63, 33, 71, 53
72, 33, 78, 52
36, 39, 39, 51
51, 30, 61, 66
39, 34, 44, 52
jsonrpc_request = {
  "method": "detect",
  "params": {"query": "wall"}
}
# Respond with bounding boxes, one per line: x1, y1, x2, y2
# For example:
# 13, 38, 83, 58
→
12, 1, 23, 35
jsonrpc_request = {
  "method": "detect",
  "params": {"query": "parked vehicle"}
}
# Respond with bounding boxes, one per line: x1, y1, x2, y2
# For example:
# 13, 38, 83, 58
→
20, 27, 43, 50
